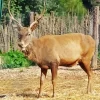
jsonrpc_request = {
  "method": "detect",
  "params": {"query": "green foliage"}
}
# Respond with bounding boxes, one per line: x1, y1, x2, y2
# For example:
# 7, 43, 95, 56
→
2, 0, 92, 25
88, 0, 100, 6
58, 0, 87, 17
2, 0, 44, 25
3, 0, 88, 16
0, 50, 35, 69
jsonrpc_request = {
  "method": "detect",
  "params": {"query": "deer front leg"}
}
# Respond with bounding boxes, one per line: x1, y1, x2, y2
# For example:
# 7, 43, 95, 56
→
51, 62, 58, 97
38, 68, 48, 98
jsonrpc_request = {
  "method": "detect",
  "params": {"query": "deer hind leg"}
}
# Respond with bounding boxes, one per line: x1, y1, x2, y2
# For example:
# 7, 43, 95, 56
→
51, 62, 58, 97
79, 60, 93, 93
38, 68, 48, 98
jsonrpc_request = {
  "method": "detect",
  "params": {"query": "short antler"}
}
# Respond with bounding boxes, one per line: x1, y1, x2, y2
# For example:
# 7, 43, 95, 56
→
30, 0, 46, 29
8, 0, 22, 27
36, 8, 45, 22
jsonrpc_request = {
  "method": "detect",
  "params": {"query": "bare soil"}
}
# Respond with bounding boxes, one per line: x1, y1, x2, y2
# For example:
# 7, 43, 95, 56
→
0, 66, 100, 100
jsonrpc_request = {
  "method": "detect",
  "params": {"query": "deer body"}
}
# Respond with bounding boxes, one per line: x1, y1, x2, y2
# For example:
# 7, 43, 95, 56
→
8, 0, 95, 97
21, 33, 95, 97
25, 33, 94, 67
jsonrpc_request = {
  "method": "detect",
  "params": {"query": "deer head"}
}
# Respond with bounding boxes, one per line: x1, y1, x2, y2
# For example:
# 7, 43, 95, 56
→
8, 0, 45, 51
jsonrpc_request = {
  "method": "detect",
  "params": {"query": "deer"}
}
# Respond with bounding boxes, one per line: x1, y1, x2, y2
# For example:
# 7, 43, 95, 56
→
8, 0, 95, 98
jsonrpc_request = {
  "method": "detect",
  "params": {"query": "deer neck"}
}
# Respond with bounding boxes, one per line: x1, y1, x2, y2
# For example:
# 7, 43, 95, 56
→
25, 38, 42, 63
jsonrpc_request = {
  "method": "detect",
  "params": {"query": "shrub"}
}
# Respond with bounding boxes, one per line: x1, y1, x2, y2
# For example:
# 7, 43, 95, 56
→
0, 50, 35, 69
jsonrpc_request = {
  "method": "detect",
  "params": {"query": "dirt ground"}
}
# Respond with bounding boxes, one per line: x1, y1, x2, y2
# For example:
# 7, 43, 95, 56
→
0, 66, 100, 100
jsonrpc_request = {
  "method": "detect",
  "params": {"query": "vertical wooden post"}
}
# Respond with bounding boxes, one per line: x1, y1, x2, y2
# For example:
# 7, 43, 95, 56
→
30, 12, 37, 37
89, 15, 93, 36
50, 11, 54, 34
92, 6, 99, 68
4, 25, 8, 52
30, 12, 35, 25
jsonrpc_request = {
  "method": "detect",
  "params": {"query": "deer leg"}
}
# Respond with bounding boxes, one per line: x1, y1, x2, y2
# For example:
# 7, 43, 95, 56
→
79, 61, 93, 93
51, 62, 58, 97
38, 68, 48, 98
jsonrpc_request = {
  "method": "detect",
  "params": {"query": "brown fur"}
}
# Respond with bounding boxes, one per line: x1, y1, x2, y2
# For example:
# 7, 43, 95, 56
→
19, 33, 95, 97
24, 33, 95, 66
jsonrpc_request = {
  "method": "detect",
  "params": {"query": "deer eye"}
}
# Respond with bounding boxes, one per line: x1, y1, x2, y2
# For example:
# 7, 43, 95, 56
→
28, 33, 31, 36
26, 33, 30, 36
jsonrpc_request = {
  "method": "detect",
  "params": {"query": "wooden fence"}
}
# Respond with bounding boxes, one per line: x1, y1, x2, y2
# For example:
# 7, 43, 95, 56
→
32, 12, 93, 37
0, 12, 94, 52
0, 24, 18, 52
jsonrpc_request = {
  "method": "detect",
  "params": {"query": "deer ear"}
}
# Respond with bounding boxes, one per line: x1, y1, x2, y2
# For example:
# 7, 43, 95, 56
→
30, 21, 38, 31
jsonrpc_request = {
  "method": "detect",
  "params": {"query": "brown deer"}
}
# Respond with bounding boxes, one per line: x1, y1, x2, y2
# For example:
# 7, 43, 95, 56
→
8, 0, 95, 98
